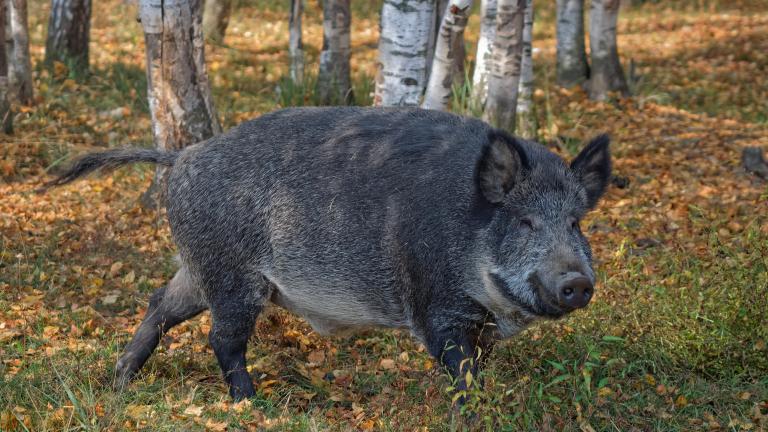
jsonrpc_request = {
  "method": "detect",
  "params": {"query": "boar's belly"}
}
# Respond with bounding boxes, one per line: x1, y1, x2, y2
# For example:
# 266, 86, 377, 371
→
267, 280, 408, 336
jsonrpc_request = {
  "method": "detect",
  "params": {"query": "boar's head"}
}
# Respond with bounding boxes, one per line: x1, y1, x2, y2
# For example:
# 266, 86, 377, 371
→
474, 132, 611, 334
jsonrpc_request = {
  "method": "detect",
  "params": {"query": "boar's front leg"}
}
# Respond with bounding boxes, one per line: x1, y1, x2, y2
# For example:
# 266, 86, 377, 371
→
425, 326, 481, 406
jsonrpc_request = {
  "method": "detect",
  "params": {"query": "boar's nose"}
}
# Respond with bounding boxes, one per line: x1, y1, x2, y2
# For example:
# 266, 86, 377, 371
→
558, 274, 593, 310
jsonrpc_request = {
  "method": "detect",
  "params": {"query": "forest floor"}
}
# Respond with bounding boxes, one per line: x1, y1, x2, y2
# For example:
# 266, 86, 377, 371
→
1, 0, 767, 431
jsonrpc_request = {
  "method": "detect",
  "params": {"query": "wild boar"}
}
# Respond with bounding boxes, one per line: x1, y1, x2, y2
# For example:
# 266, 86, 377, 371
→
45, 107, 611, 402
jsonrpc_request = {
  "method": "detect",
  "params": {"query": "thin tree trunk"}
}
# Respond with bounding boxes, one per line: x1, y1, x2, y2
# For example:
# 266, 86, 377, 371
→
451, 24, 466, 89
425, 0, 447, 85
555, 0, 588, 88
515, 0, 535, 139
289, 0, 304, 84
317, 0, 352, 105
482, 0, 525, 131
588, 0, 628, 100
471, 0, 496, 108
202, 0, 231, 44
139, 0, 221, 208
45, 0, 91, 74
421, 0, 472, 110
0, 0, 12, 133
8, 0, 32, 104
374, 0, 434, 107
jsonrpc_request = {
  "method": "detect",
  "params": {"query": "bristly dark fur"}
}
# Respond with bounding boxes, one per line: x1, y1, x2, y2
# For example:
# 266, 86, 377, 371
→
40, 148, 179, 190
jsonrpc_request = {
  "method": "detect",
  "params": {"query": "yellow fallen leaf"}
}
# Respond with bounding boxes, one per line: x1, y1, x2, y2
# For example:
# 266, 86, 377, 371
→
205, 419, 228, 431
184, 405, 203, 416
110, 261, 123, 276
123, 270, 136, 284
125, 404, 152, 420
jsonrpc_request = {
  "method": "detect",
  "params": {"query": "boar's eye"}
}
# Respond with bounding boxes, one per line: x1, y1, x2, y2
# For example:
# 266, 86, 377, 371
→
568, 217, 580, 232
520, 217, 535, 230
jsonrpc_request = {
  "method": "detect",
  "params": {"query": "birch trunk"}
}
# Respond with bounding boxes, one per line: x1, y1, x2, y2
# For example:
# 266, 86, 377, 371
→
451, 26, 466, 89
139, 0, 221, 208
421, 0, 472, 110
587, 0, 628, 100
288, 0, 304, 84
471, 0, 496, 107
316, 0, 352, 105
515, 0, 535, 139
8, 0, 32, 104
45, 0, 91, 73
374, 0, 434, 107
424, 0, 446, 84
202, 0, 231, 43
482, 0, 524, 131
0, 0, 11, 133
555, 0, 588, 88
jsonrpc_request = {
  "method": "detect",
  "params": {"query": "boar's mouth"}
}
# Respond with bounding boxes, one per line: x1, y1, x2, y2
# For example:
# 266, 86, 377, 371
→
527, 274, 570, 319
488, 272, 562, 319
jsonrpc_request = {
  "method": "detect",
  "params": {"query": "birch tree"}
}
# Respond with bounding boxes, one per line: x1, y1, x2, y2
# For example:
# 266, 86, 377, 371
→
421, 0, 472, 110
588, 0, 628, 100
316, 0, 352, 105
374, 0, 434, 107
45, 0, 91, 73
482, 0, 525, 131
202, 0, 231, 43
424, 0, 446, 83
471, 0, 496, 107
289, 0, 304, 84
139, 0, 221, 207
0, 0, 11, 133
7, 0, 32, 104
555, 0, 588, 88
515, 0, 536, 139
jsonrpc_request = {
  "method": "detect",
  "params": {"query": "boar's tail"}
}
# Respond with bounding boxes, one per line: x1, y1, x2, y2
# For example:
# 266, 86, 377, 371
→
40, 148, 179, 190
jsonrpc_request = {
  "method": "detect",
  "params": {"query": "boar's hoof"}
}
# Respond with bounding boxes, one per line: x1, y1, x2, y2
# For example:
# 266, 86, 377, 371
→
228, 378, 256, 401
114, 354, 140, 389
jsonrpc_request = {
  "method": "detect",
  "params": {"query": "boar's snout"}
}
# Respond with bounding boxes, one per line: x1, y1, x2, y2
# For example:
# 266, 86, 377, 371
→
557, 273, 593, 310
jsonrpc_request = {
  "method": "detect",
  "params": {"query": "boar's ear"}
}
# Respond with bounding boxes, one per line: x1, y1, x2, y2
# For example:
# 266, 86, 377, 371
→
570, 134, 612, 208
478, 131, 528, 204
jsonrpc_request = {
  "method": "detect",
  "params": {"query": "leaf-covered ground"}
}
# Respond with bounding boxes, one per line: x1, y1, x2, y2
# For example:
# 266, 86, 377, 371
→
1, 1, 767, 430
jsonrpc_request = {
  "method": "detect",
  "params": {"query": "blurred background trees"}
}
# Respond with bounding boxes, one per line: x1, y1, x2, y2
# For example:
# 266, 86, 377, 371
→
2, 0, 633, 140
44, 0, 90, 73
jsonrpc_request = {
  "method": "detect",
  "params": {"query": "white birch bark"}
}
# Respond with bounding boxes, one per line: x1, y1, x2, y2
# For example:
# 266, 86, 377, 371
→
588, 0, 628, 100
139, 0, 221, 207
424, 0, 446, 84
421, 0, 472, 110
45, 0, 91, 73
202, 0, 231, 43
482, 0, 524, 131
8, 0, 32, 104
515, 0, 535, 139
471, 0, 496, 107
317, 0, 352, 105
374, 0, 434, 107
0, 0, 12, 133
289, 0, 304, 84
555, 0, 588, 88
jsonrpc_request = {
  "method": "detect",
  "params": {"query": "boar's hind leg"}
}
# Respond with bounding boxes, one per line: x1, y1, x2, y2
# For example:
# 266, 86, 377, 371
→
207, 273, 269, 401
115, 266, 207, 387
